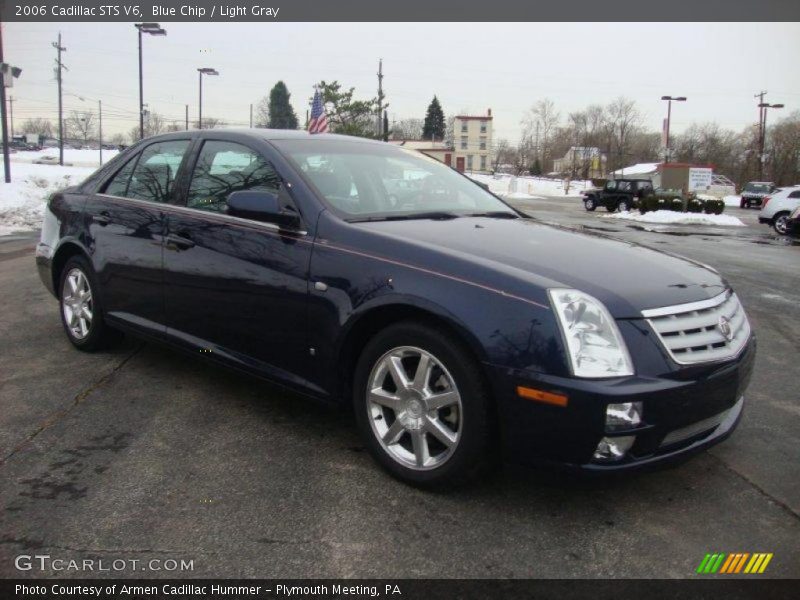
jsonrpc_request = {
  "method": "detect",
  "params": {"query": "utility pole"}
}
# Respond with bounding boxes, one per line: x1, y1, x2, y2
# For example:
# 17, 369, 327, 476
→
98, 99, 102, 165
8, 95, 13, 137
376, 59, 384, 138
0, 24, 10, 182
755, 91, 767, 179
53, 33, 66, 166
185, 104, 189, 130
249, 103, 253, 128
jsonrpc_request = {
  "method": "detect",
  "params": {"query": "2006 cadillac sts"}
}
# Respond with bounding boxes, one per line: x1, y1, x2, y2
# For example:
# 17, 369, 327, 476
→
36, 130, 755, 486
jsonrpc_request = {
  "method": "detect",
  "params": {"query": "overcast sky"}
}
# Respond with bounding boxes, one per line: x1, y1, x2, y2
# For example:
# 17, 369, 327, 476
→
6, 22, 800, 143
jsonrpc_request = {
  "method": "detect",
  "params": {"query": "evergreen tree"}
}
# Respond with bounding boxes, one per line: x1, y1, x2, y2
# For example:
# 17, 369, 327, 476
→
383, 111, 390, 142
422, 96, 446, 141
267, 81, 299, 130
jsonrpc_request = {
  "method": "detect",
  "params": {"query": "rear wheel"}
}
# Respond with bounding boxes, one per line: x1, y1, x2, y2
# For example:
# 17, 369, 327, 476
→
353, 321, 494, 487
773, 212, 790, 235
58, 255, 121, 351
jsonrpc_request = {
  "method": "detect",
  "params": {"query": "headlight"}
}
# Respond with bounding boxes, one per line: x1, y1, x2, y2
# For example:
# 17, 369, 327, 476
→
548, 288, 634, 378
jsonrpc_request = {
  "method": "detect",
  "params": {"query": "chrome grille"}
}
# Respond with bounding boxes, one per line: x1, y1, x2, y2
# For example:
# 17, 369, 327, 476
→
642, 291, 750, 364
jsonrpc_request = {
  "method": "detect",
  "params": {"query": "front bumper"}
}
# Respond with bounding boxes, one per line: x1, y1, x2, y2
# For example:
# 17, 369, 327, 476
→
758, 216, 771, 224
487, 336, 755, 472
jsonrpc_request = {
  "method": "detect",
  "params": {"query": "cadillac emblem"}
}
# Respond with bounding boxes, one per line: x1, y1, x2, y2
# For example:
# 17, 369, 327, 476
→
718, 316, 733, 342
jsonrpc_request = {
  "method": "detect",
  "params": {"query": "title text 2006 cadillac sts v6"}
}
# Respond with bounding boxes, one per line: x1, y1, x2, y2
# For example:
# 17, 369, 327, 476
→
36, 130, 755, 486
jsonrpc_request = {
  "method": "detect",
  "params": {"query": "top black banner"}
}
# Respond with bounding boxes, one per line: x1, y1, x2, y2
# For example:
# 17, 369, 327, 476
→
2, 0, 800, 22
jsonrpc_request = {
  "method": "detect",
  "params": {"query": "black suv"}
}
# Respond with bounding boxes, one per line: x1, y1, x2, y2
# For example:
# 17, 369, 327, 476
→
583, 179, 654, 212
740, 181, 776, 208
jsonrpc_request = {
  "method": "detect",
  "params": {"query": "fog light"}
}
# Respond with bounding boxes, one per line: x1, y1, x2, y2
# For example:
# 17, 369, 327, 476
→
593, 435, 636, 462
606, 401, 643, 431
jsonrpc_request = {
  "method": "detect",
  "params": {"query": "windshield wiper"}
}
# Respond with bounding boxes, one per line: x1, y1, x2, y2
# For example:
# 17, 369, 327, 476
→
347, 211, 461, 223
466, 211, 520, 219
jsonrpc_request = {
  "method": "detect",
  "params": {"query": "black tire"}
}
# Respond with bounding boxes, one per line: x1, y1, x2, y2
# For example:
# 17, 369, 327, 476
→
773, 212, 790, 235
740, 199, 747, 209
58, 255, 122, 351
353, 320, 495, 488
584, 197, 597, 211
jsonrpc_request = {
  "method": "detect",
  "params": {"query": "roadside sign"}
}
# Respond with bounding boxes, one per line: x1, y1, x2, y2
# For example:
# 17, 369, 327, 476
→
688, 168, 713, 191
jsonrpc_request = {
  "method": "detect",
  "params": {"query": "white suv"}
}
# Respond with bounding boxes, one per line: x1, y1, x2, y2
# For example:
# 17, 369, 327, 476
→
758, 185, 800, 234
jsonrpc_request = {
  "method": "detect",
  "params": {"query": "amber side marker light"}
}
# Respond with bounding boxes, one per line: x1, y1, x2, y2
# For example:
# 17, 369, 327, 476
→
516, 386, 568, 407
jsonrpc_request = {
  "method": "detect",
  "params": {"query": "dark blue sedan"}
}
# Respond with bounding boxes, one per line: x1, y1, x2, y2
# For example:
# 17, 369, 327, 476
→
35, 130, 755, 486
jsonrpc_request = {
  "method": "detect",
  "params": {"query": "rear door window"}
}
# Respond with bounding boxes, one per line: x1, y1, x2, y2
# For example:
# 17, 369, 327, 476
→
126, 140, 191, 203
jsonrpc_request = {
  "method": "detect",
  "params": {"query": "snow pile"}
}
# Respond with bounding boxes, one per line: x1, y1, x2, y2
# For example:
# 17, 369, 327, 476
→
603, 210, 745, 227
0, 162, 94, 235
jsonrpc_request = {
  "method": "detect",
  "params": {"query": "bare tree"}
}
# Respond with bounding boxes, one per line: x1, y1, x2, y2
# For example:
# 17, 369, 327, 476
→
20, 118, 54, 139
392, 118, 424, 140
127, 111, 167, 143
766, 111, 800, 185
604, 97, 640, 171
492, 139, 514, 171
65, 110, 96, 145
522, 98, 560, 172
193, 116, 225, 129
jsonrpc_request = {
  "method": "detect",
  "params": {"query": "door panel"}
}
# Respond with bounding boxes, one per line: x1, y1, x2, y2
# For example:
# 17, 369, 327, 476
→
162, 140, 313, 385
87, 139, 191, 333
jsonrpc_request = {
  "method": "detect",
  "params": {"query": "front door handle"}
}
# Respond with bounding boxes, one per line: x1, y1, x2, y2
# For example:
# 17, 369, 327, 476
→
165, 233, 196, 250
92, 211, 111, 226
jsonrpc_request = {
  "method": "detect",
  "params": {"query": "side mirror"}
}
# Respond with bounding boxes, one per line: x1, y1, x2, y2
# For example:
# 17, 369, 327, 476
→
226, 190, 301, 229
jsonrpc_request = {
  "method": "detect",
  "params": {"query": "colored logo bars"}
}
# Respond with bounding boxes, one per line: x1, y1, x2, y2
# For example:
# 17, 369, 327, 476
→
697, 552, 773, 574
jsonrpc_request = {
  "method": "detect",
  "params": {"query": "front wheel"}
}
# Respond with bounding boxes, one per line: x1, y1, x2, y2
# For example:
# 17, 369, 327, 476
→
58, 255, 121, 351
353, 321, 494, 487
584, 197, 596, 211
773, 212, 790, 235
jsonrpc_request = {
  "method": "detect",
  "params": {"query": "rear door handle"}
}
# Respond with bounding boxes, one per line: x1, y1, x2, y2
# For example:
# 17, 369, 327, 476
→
92, 211, 111, 226
165, 233, 195, 250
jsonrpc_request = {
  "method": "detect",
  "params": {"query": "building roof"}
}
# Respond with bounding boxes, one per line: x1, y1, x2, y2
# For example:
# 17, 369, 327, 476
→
454, 115, 493, 121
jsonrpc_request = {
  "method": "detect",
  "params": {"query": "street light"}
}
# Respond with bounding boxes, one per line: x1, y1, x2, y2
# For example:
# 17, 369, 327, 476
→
135, 23, 166, 140
758, 102, 784, 178
661, 95, 687, 163
197, 68, 219, 129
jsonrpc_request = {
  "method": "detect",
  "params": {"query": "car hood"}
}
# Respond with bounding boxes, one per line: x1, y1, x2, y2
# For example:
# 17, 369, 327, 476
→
356, 217, 727, 318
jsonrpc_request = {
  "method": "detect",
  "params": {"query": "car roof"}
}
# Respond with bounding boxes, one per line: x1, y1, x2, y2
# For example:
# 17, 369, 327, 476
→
142, 128, 386, 145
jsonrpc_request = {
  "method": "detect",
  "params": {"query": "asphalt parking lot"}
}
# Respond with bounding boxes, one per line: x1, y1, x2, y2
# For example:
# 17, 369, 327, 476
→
1, 199, 798, 579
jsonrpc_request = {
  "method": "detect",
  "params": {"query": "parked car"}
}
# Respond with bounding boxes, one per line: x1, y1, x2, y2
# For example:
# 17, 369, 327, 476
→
582, 178, 654, 212
758, 185, 800, 234
786, 205, 800, 236
36, 130, 755, 487
739, 181, 776, 208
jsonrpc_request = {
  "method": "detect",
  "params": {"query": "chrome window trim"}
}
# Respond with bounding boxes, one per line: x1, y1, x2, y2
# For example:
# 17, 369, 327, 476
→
94, 193, 308, 236
640, 290, 730, 318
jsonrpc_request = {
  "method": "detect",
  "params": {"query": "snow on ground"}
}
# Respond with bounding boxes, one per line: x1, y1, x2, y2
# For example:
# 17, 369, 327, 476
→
12, 147, 119, 168
722, 194, 742, 207
602, 210, 745, 227
0, 161, 95, 236
468, 173, 591, 198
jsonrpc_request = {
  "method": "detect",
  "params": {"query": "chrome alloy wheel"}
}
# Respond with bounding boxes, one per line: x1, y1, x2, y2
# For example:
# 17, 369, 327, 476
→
62, 267, 94, 340
367, 346, 463, 470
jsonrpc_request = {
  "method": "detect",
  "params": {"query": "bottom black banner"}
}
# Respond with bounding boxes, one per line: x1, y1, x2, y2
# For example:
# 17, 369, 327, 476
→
1, 579, 797, 600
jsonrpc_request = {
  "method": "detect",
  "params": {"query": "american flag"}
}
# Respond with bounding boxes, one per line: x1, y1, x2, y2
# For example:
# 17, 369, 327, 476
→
308, 88, 329, 134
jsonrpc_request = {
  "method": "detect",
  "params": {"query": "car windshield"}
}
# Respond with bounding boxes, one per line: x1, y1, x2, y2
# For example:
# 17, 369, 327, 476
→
273, 139, 518, 221
745, 183, 771, 192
